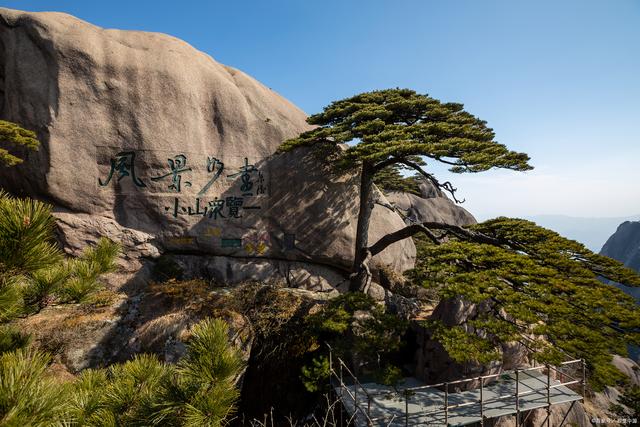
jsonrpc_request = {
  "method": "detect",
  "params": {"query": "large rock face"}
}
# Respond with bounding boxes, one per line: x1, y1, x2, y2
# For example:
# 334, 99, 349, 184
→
0, 7, 415, 278
414, 297, 528, 387
386, 181, 476, 226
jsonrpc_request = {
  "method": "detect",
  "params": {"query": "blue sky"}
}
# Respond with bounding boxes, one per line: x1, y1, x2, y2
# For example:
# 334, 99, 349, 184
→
4, 0, 640, 220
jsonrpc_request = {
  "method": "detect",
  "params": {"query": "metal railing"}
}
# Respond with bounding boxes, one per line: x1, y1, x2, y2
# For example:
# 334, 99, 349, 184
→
327, 347, 585, 427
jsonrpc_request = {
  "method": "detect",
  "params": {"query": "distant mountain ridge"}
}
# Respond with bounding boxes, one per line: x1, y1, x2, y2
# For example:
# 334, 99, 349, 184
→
525, 214, 640, 252
599, 220, 640, 301
601, 221, 640, 275
599, 221, 640, 361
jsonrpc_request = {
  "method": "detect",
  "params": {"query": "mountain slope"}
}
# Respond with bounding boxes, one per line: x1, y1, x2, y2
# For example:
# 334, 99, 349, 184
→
601, 221, 640, 275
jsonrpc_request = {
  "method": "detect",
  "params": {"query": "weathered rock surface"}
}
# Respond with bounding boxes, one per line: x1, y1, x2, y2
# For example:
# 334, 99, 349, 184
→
15, 301, 125, 372
600, 221, 640, 301
169, 253, 346, 294
414, 297, 529, 386
386, 181, 476, 226
0, 7, 415, 280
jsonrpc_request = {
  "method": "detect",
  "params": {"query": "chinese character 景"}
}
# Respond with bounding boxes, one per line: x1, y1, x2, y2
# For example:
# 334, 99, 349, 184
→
151, 154, 192, 192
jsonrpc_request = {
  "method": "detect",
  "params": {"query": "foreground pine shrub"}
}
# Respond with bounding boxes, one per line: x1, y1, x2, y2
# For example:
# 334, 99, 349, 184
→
0, 318, 243, 426
0, 191, 121, 329
0, 349, 68, 425
140, 318, 244, 427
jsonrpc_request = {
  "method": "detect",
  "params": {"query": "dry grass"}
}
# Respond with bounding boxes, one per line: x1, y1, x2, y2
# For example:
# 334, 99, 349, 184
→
244, 394, 351, 427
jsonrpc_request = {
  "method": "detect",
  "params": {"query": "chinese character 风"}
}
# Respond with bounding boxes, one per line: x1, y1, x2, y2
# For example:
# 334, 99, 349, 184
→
99, 151, 146, 188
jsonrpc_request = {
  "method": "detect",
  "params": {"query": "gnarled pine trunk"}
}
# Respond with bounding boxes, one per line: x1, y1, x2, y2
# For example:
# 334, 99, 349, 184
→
349, 162, 375, 292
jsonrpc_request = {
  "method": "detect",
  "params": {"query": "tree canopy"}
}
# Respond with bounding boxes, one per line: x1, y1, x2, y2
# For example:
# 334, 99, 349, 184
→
280, 88, 531, 178
280, 89, 533, 291
373, 163, 423, 196
0, 120, 39, 167
406, 217, 640, 389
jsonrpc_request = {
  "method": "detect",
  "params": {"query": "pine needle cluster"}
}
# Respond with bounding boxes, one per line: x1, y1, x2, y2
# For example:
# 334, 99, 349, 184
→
0, 191, 120, 352
279, 88, 532, 174
0, 318, 243, 426
0, 120, 39, 167
407, 217, 640, 390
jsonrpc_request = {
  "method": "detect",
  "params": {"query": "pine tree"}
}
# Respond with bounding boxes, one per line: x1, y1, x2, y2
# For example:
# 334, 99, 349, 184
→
67, 317, 244, 426
0, 192, 121, 351
279, 89, 532, 291
0, 120, 39, 166
1, 317, 243, 426
373, 162, 423, 196
406, 217, 640, 389
0, 348, 69, 425
302, 293, 408, 391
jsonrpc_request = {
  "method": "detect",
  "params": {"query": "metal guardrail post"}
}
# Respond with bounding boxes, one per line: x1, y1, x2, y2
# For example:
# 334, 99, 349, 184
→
329, 348, 333, 388
444, 382, 449, 426
354, 378, 358, 416
338, 356, 343, 427
546, 365, 551, 427
405, 390, 409, 427
515, 369, 520, 427
582, 359, 586, 398
480, 377, 484, 426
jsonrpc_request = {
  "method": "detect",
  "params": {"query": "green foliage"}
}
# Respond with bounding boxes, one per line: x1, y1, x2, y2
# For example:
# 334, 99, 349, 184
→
22, 265, 69, 310
0, 191, 120, 356
82, 354, 172, 426
301, 356, 330, 393
0, 192, 62, 274
279, 89, 532, 290
303, 293, 408, 389
67, 369, 110, 426
1, 318, 243, 426
610, 384, 640, 421
0, 275, 23, 323
0, 326, 31, 354
178, 317, 244, 386
280, 88, 532, 174
425, 319, 501, 365
70, 317, 243, 427
61, 248, 114, 303
373, 163, 423, 195
0, 190, 120, 309
375, 364, 403, 386
0, 348, 68, 426
407, 217, 640, 390
82, 237, 120, 274
0, 120, 40, 167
